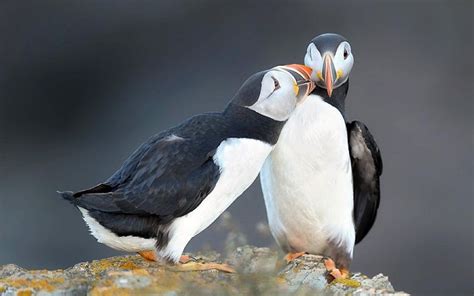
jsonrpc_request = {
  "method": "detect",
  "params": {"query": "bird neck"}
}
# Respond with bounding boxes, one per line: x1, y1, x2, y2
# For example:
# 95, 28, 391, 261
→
312, 80, 349, 118
223, 103, 286, 145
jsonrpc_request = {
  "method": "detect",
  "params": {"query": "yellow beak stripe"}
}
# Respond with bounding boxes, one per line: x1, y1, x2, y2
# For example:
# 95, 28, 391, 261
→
293, 83, 299, 95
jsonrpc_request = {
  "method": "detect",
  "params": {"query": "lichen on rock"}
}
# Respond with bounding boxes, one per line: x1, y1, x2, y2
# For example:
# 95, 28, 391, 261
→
0, 246, 408, 295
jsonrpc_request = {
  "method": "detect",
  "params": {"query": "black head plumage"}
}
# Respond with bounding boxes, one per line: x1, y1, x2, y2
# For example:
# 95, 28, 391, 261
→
308, 33, 350, 118
229, 70, 268, 107
310, 33, 348, 55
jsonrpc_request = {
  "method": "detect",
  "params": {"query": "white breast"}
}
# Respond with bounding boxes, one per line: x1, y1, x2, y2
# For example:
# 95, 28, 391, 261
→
79, 138, 273, 259
260, 95, 355, 256
160, 138, 273, 261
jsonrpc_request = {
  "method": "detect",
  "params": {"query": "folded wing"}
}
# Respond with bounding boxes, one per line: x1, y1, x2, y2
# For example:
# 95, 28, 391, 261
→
62, 114, 224, 223
347, 121, 383, 244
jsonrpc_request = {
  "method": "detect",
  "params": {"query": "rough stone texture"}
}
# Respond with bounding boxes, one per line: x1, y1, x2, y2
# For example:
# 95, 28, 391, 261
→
0, 246, 408, 295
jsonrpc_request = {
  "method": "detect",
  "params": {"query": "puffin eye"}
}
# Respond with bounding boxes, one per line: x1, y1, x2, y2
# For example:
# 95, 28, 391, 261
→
272, 76, 281, 90
343, 49, 349, 59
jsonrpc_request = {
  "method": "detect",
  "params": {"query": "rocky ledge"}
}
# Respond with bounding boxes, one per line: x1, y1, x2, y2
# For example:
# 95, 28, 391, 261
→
0, 246, 407, 295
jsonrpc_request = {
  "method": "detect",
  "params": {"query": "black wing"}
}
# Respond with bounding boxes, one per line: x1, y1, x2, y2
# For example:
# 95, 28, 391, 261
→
61, 114, 224, 222
347, 121, 383, 244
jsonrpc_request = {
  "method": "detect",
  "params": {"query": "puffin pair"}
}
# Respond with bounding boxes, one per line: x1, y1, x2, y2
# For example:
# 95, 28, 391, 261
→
261, 33, 382, 279
60, 64, 315, 272
60, 33, 382, 279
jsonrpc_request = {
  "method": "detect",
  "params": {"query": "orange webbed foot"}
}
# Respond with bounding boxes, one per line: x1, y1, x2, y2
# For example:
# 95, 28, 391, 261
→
138, 251, 235, 273
137, 250, 157, 262
284, 251, 306, 263
324, 258, 349, 280
179, 254, 192, 264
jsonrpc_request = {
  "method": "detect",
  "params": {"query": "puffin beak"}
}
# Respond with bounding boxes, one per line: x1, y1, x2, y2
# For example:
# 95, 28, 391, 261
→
322, 54, 336, 97
280, 64, 316, 99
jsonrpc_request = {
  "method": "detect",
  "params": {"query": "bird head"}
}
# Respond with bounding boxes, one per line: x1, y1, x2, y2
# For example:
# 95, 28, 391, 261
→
231, 64, 315, 121
304, 33, 354, 97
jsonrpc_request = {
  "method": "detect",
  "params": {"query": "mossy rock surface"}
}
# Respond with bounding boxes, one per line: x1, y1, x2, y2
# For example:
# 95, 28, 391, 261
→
0, 246, 408, 295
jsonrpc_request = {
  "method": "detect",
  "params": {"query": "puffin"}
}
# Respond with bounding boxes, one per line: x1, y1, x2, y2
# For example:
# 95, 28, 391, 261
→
59, 64, 314, 272
260, 33, 383, 279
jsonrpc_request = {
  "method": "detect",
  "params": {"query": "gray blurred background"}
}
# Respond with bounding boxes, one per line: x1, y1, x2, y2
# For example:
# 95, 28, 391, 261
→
0, 0, 472, 294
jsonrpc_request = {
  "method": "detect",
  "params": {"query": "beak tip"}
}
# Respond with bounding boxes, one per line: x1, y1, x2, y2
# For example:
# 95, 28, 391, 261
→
323, 55, 335, 98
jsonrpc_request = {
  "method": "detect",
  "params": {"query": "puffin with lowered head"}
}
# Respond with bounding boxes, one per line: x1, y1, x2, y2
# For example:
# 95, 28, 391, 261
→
60, 64, 314, 272
260, 33, 383, 279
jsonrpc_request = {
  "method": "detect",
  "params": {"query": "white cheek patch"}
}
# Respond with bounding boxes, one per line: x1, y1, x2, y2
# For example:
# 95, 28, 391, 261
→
248, 89, 295, 121
257, 73, 275, 101
304, 43, 323, 82
247, 71, 297, 121
333, 42, 354, 83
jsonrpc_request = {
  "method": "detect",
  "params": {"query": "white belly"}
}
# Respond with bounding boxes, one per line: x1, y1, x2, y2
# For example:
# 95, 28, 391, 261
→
161, 138, 273, 261
80, 138, 273, 259
260, 95, 355, 256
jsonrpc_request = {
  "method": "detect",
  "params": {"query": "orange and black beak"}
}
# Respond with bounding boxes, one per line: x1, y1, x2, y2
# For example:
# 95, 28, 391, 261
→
278, 64, 316, 101
322, 54, 337, 97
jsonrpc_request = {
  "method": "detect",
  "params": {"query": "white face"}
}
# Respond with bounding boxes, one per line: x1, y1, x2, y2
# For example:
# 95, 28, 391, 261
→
247, 69, 301, 121
304, 41, 354, 90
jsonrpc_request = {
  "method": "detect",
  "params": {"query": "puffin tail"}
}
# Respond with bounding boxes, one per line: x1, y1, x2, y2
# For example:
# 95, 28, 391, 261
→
57, 191, 76, 203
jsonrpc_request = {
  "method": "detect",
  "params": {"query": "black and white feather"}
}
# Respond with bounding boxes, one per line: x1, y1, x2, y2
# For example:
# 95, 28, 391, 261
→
59, 65, 313, 262
348, 121, 383, 244
261, 34, 383, 271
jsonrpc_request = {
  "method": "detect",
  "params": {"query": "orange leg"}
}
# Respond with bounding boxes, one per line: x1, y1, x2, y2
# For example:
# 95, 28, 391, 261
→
138, 250, 157, 262
324, 258, 349, 279
138, 251, 192, 264
179, 254, 191, 264
138, 251, 235, 273
284, 251, 306, 263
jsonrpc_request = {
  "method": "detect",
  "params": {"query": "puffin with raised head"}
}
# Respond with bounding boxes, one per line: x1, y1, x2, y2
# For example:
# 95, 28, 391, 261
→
260, 34, 383, 279
60, 64, 314, 272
